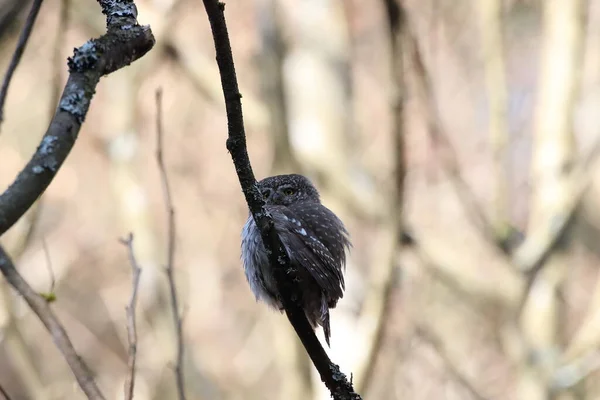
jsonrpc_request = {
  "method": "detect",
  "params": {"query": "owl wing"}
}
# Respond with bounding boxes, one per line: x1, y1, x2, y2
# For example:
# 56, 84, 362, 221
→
290, 202, 351, 272
270, 204, 350, 301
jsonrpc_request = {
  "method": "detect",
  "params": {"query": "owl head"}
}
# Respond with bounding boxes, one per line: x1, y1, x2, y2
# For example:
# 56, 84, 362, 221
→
257, 174, 320, 206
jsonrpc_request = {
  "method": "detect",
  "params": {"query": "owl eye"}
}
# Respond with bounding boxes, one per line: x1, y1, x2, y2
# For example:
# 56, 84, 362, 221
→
283, 188, 295, 196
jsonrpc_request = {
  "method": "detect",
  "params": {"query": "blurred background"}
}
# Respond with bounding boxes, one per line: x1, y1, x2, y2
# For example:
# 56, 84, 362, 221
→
1, 0, 600, 399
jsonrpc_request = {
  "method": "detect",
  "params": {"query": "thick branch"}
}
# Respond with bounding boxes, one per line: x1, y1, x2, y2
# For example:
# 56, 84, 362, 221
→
0, 0, 155, 236
200, 1, 360, 398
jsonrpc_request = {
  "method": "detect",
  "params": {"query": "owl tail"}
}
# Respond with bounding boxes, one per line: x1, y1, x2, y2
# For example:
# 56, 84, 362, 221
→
322, 311, 331, 347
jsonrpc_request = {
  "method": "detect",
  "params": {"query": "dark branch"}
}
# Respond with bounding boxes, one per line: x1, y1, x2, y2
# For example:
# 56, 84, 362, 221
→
155, 89, 187, 400
0, 245, 106, 399
0, 0, 43, 128
200, 1, 361, 398
0, 0, 155, 236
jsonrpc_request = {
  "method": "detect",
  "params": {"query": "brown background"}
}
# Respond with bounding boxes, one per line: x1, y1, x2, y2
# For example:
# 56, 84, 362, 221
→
1, 0, 600, 399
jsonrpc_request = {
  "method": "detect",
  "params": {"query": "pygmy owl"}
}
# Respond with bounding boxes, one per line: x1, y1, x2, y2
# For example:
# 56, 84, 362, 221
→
241, 174, 351, 345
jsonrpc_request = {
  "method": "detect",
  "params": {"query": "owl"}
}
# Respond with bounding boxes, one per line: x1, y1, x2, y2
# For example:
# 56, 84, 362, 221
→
241, 174, 351, 345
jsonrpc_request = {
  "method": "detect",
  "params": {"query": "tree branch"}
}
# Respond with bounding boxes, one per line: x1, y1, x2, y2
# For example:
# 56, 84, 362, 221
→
120, 233, 142, 400
155, 88, 187, 400
0, 0, 43, 128
200, 1, 361, 398
0, 245, 106, 399
0, 382, 12, 400
355, 0, 405, 394
0, 1, 154, 398
0, 0, 155, 236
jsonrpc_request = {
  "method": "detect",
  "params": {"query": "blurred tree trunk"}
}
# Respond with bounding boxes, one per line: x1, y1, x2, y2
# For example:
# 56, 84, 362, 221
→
479, 0, 510, 243
518, 0, 585, 399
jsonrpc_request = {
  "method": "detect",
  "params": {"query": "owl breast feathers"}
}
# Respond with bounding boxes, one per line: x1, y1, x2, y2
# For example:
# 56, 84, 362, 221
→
241, 174, 351, 345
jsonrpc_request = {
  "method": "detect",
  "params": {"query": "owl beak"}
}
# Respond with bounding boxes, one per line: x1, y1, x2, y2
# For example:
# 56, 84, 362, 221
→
271, 192, 282, 203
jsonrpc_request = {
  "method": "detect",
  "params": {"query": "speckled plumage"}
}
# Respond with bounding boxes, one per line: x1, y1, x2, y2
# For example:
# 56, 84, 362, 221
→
241, 174, 351, 345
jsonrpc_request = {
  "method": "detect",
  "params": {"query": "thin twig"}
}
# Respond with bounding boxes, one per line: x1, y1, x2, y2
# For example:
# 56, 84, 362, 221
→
155, 89, 186, 400
0, 245, 106, 399
41, 238, 56, 296
0, 0, 44, 129
0, 383, 12, 400
49, 0, 70, 116
200, 1, 361, 398
120, 233, 142, 400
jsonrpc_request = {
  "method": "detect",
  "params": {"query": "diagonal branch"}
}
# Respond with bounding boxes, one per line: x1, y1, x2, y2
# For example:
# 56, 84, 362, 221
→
0, 0, 44, 129
200, 1, 361, 398
0, 245, 105, 399
0, 382, 12, 400
0, 0, 155, 236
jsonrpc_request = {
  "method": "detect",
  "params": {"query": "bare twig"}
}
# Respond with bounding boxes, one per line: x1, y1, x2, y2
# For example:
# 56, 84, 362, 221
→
120, 233, 142, 400
0, 245, 105, 399
155, 89, 187, 400
0, 0, 155, 236
0, 383, 12, 400
201, 1, 361, 398
49, 0, 70, 115
40, 238, 56, 301
0, 205, 46, 399
0, 0, 43, 129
